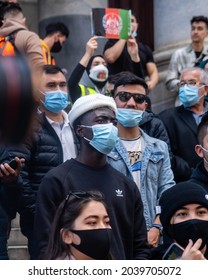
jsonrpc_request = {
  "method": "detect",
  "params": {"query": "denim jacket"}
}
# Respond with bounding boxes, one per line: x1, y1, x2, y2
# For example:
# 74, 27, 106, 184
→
107, 129, 175, 230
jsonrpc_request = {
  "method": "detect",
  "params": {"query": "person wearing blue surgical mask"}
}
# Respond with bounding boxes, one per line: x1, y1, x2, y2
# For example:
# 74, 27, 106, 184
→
107, 71, 175, 248
1, 65, 78, 260
34, 93, 150, 260
159, 67, 208, 184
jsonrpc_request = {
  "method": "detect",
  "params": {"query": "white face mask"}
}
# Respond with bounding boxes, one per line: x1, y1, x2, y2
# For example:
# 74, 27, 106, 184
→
89, 64, 109, 82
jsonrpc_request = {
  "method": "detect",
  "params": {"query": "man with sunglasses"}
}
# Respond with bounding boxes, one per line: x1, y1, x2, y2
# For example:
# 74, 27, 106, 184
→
34, 93, 150, 260
107, 71, 175, 248
106, 72, 172, 158
159, 67, 208, 183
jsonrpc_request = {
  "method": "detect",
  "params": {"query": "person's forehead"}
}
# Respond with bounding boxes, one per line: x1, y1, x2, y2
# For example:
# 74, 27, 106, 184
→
84, 107, 115, 121
181, 70, 201, 81
176, 203, 205, 210
192, 21, 207, 27
42, 72, 66, 83
116, 84, 146, 94
77, 201, 108, 221
92, 57, 105, 64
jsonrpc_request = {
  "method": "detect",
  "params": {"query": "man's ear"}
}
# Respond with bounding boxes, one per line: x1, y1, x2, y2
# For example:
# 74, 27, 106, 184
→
195, 144, 204, 158
20, 17, 26, 26
76, 125, 84, 138
144, 101, 148, 110
204, 85, 208, 96
54, 32, 60, 41
60, 229, 73, 245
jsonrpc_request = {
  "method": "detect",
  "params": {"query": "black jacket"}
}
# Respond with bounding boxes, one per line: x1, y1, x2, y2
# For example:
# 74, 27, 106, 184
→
189, 161, 208, 191
140, 111, 172, 159
159, 105, 201, 182
3, 113, 78, 232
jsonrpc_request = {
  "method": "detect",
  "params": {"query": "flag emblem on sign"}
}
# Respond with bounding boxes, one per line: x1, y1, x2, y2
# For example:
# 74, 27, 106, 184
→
92, 8, 131, 40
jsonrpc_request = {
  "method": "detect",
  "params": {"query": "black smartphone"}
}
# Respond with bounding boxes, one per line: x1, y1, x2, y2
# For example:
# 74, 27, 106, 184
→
8, 159, 18, 170
162, 243, 184, 260
0, 159, 17, 173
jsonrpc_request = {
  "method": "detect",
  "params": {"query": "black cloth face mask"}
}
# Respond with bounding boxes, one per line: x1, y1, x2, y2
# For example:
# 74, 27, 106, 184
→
168, 219, 208, 250
71, 228, 112, 259
51, 41, 62, 53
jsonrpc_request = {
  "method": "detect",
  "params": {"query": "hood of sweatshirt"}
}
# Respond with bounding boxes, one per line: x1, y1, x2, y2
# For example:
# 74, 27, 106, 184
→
191, 161, 208, 185
0, 18, 27, 36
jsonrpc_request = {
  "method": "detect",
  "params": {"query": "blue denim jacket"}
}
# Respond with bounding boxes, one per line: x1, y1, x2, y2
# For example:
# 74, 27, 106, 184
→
107, 129, 175, 230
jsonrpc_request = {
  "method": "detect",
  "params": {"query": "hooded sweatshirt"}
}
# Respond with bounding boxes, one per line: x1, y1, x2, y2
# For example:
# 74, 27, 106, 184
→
0, 18, 44, 71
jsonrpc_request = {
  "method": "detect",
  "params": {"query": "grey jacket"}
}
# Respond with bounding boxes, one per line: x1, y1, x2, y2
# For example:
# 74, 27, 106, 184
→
108, 130, 175, 230
165, 44, 208, 93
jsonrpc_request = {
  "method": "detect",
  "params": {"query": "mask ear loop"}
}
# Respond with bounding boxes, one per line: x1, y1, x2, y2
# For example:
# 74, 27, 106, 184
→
79, 125, 92, 142
200, 145, 208, 164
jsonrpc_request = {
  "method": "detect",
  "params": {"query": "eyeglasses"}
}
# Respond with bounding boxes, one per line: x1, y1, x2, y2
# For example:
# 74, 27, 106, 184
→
65, 191, 103, 202
115, 91, 146, 104
60, 191, 103, 217
177, 80, 205, 88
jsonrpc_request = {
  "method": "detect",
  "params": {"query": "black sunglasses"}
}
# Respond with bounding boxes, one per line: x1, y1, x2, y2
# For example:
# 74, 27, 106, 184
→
115, 91, 146, 104
65, 191, 103, 202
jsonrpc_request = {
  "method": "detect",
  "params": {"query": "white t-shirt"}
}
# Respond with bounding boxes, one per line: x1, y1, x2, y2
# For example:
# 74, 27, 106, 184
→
120, 136, 143, 190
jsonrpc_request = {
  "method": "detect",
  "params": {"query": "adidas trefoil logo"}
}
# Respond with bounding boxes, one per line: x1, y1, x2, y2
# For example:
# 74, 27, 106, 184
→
116, 189, 123, 197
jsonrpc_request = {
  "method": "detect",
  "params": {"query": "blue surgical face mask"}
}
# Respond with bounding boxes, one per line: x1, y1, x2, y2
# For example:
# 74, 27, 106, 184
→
82, 123, 118, 154
179, 85, 204, 107
117, 108, 144, 127
132, 31, 137, 38
40, 90, 69, 113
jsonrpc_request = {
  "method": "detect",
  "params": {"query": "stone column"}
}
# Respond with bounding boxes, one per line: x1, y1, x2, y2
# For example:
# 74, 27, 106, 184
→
151, 0, 208, 113
38, 0, 107, 77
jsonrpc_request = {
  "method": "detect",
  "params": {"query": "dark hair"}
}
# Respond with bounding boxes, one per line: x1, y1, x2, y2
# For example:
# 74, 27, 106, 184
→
112, 71, 148, 95
191, 16, 208, 28
86, 55, 105, 74
42, 64, 65, 75
45, 22, 69, 38
197, 112, 208, 145
0, 2, 22, 19
43, 191, 111, 260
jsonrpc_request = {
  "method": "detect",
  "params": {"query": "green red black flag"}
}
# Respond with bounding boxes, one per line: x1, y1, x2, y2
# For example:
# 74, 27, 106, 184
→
91, 8, 131, 39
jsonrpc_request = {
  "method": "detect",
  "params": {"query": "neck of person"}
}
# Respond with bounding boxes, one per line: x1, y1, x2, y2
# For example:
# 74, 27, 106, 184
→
40, 106, 64, 124
43, 36, 54, 50
191, 99, 205, 114
192, 41, 204, 52
117, 123, 141, 139
76, 145, 107, 168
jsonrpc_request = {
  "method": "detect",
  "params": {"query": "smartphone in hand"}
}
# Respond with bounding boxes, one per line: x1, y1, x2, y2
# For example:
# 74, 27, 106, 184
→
8, 159, 18, 170
162, 243, 184, 260
0, 159, 18, 172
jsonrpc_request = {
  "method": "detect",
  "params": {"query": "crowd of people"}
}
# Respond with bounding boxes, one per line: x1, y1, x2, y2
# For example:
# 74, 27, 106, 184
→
1, 1, 208, 261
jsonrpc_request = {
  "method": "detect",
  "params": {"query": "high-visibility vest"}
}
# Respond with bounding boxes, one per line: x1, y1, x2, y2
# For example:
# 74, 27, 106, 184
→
0, 29, 23, 56
40, 39, 56, 65
79, 84, 97, 96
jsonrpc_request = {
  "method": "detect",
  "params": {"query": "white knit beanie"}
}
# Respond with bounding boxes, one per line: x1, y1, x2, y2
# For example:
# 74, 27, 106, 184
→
68, 94, 117, 126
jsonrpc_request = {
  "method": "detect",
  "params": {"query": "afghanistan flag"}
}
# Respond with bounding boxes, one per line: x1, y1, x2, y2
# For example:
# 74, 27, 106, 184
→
91, 8, 131, 40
